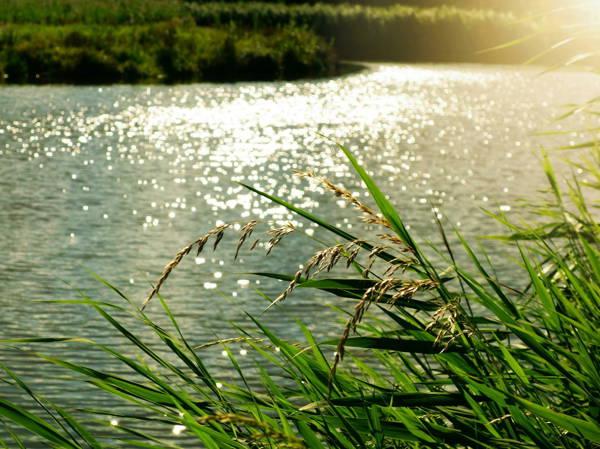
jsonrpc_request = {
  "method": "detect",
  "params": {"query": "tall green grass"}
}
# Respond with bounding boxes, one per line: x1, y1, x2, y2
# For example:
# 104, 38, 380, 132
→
0, 0, 557, 25
1, 139, 599, 447
0, 0, 549, 64
186, 0, 561, 13
0, 0, 185, 25
187, 2, 543, 63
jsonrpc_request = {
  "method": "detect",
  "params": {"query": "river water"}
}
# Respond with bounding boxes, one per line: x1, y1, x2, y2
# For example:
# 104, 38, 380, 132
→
0, 64, 598, 445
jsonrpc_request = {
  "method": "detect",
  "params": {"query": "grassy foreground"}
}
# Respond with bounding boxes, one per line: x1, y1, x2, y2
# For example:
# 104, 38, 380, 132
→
0, 138, 599, 447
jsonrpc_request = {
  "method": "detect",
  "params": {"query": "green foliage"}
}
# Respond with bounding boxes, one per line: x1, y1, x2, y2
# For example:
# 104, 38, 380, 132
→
0, 0, 185, 25
1, 140, 599, 448
0, 0, 558, 26
0, 0, 552, 66
0, 3, 598, 448
0, 22, 335, 83
187, 2, 542, 63
185, 0, 560, 12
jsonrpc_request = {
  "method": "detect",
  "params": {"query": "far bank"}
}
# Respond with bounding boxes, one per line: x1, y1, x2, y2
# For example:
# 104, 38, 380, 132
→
0, 1, 575, 85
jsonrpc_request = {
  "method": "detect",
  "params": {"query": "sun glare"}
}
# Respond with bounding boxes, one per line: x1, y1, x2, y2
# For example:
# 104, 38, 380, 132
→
577, 0, 600, 19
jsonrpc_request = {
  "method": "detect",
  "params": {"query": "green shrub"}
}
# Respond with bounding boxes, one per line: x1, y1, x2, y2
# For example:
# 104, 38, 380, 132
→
0, 23, 336, 84
201, 34, 237, 81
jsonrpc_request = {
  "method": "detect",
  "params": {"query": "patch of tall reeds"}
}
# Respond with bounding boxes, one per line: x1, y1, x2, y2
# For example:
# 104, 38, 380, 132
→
1, 135, 599, 447
185, 0, 561, 12
0, 0, 185, 25
0, 0, 551, 65
187, 2, 542, 63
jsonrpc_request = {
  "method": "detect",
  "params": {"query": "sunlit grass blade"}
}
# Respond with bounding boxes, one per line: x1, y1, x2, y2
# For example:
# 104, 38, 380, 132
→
0, 398, 82, 449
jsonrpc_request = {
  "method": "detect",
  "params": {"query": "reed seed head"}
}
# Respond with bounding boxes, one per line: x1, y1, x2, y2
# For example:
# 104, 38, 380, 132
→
426, 299, 474, 351
235, 220, 258, 260
330, 277, 439, 385
142, 223, 231, 310
267, 268, 304, 310
266, 222, 295, 255
295, 170, 391, 229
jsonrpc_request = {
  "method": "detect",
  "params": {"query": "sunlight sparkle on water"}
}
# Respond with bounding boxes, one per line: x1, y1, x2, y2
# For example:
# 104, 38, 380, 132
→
172, 425, 186, 436
2, 69, 596, 417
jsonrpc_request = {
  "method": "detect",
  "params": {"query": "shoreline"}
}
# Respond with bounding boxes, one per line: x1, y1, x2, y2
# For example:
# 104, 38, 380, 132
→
0, 60, 368, 87
1, 61, 595, 87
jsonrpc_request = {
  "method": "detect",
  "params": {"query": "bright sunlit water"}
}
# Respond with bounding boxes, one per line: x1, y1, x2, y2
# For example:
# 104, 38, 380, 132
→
0, 64, 598, 445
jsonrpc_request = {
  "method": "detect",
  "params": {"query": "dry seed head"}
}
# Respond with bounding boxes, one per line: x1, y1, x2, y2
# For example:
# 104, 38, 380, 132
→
384, 263, 402, 278
268, 244, 344, 311
343, 240, 367, 268
363, 245, 387, 277
372, 278, 400, 303
425, 299, 474, 351
317, 244, 345, 273
303, 245, 344, 277
210, 224, 230, 250
377, 233, 414, 253
195, 235, 209, 257
426, 300, 459, 334
143, 223, 230, 310
346, 244, 361, 268
362, 214, 392, 228
368, 245, 387, 260
330, 278, 397, 383
235, 220, 257, 260
295, 170, 391, 229
330, 277, 438, 384
390, 279, 438, 304
142, 243, 192, 310
267, 268, 304, 309
266, 222, 295, 255
378, 233, 404, 246
303, 249, 327, 276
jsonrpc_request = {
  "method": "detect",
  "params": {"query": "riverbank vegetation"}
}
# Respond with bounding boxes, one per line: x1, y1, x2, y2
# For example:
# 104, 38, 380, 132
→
0, 22, 335, 83
0, 0, 560, 23
187, 0, 562, 10
0, 0, 554, 84
187, 2, 540, 63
